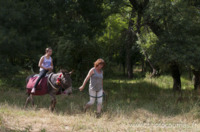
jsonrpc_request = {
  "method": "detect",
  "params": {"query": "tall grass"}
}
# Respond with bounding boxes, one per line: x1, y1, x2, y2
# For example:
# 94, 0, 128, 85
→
0, 72, 200, 131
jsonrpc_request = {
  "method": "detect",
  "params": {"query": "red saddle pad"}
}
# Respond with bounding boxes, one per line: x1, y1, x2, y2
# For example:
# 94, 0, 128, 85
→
26, 76, 48, 95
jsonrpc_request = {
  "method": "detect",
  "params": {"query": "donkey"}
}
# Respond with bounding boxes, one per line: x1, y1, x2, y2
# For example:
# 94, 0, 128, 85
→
25, 70, 72, 111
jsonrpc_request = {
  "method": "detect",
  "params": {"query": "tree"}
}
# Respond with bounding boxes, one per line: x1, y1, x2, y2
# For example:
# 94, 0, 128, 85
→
0, 0, 55, 77
0, 0, 108, 80
54, 0, 108, 80
143, 0, 200, 91
98, 1, 143, 78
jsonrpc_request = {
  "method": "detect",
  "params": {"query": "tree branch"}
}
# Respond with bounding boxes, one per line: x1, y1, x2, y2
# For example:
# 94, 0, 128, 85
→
129, 0, 138, 10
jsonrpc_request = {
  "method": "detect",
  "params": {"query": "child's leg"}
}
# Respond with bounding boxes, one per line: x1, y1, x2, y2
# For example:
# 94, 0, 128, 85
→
31, 70, 48, 93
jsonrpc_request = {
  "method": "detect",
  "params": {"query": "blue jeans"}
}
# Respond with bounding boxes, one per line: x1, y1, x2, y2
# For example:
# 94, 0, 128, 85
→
33, 70, 48, 88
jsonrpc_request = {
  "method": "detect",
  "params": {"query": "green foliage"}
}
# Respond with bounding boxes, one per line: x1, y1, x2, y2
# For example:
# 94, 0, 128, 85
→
143, 0, 200, 70
53, 0, 108, 79
56, 37, 101, 80
98, 13, 128, 63
0, 0, 200, 83
0, 0, 55, 76
98, 3, 143, 72
0, 0, 107, 79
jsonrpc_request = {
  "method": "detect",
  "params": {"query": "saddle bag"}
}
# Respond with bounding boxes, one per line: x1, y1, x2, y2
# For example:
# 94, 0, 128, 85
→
26, 76, 48, 95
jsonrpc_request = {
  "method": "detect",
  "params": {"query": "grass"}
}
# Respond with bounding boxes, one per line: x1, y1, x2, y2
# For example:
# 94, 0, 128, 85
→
0, 72, 200, 131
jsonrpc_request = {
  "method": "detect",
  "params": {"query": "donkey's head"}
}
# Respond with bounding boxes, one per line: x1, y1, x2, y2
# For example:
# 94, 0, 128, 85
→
60, 69, 73, 95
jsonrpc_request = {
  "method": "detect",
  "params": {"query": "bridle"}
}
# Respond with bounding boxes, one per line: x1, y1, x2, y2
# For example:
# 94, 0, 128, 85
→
48, 73, 66, 92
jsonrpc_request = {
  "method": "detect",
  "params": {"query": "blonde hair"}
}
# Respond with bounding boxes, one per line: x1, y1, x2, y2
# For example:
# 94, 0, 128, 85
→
94, 58, 105, 68
45, 47, 52, 53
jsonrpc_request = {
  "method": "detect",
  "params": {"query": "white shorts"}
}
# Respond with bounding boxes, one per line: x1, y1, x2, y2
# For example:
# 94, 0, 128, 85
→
87, 88, 103, 105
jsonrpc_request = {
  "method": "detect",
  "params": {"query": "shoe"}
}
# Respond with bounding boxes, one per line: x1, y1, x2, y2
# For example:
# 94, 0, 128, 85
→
96, 112, 101, 118
83, 106, 87, 113
31, 88, 35, 93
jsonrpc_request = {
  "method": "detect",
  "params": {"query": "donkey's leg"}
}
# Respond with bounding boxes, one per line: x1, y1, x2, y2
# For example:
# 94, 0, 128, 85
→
30, 94, 34, 106
49, 93, 56, 112
24, 94, 31, 108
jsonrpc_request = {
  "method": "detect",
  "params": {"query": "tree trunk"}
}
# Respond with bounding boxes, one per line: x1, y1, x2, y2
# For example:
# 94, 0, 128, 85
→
171, 63, 181, 91
127, 0, 150, 78
192, 70, 200, 91
132, 1, 158, 77
142, 49, 157, 77
142, 59, 145, 73
122, 63, 126, 76
126, 48, 133, 78
125, 9, 136, 79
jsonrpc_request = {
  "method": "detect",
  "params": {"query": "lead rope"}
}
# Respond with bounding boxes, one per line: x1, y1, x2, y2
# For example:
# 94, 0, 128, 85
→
72, 87, 105, 98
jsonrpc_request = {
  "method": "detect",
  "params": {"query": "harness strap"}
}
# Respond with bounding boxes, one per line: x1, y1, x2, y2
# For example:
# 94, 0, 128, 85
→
48, 73, 59, 91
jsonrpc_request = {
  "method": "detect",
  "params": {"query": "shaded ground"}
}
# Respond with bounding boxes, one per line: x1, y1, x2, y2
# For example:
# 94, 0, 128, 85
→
0, 75, 200, 131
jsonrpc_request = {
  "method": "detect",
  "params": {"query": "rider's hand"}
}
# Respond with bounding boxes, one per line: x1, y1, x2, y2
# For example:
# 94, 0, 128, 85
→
79, 86, 84, 91
47, 67, 53, 71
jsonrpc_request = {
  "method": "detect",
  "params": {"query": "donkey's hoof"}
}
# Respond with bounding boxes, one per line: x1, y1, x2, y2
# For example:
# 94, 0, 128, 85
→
49, 107, 54, 112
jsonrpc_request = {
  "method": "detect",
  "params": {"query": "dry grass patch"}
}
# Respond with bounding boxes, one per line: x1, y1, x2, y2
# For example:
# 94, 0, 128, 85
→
1, 75, 200, 131
0, 104, 200, 132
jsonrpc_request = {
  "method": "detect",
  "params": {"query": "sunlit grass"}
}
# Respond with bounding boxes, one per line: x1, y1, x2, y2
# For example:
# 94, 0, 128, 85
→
0, 73, 200, 131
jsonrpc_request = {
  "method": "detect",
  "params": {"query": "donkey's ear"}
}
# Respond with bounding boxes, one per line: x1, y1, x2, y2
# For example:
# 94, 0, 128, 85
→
69, 70, 74, 76
60, 69, 67, 76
